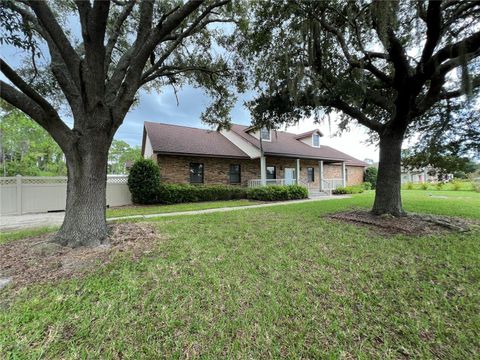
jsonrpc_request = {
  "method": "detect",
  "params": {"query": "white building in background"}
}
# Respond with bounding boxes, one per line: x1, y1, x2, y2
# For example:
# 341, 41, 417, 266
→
401, 166, 453, 184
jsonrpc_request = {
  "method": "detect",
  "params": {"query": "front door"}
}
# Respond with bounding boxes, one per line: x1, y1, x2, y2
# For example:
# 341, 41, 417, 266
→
284, 168, 296, 185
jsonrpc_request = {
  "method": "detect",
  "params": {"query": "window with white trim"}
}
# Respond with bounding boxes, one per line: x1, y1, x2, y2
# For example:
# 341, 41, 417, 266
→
312, 133, 320, 147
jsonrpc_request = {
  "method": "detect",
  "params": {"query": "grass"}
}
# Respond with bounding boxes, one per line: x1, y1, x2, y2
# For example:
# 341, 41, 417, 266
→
0, 226, 58, 245
1, 191, 479, 358
106, 199, 261, 218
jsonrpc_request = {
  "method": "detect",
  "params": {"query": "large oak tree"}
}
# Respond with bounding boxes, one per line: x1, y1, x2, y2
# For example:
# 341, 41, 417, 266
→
237, 0, 480, 216
0, 0, 243, 247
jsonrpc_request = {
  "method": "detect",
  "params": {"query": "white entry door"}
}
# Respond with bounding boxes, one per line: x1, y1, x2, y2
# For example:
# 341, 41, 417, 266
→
284, 168, 296, 185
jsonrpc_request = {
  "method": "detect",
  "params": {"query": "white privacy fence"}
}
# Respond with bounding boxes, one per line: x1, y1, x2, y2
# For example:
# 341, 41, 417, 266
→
0, 175, 132, 215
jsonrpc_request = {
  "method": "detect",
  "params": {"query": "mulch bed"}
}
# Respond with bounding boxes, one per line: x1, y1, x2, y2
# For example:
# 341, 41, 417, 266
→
327, 210, 478, 236
0, 223, 160, 290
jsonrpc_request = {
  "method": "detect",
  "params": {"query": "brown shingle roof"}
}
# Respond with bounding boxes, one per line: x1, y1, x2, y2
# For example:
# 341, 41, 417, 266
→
144, 122, 250, 158
230, 124, 367, 166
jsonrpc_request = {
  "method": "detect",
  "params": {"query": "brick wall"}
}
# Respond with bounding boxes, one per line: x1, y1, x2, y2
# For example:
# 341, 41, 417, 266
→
155, 154, 365, 187
156, 155, 259, 186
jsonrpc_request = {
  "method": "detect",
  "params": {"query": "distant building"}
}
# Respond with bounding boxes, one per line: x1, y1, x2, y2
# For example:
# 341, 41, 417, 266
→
401, 166, 453, 184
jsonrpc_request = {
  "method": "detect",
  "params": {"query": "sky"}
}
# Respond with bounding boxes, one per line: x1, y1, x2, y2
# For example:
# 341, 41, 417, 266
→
122, 86, 380, 162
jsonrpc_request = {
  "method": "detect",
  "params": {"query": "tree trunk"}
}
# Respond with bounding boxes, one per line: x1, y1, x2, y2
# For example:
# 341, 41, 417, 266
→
53, 133, 111, 248
372, 132, 405, 216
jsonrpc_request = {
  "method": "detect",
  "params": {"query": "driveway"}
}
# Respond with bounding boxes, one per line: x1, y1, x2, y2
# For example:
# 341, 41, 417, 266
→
1, 195, 350, 232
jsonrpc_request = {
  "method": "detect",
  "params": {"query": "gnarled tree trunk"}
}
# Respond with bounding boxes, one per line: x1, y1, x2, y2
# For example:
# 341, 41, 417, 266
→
54, 131, 112, 248
372, 132, 405, 216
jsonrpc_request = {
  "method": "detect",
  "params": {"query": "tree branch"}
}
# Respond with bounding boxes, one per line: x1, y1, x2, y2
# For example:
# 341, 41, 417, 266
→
0, 80, 74, 148
321, 97, 384, 132
141, 2, 232, 83
104, 0, 136, 74
420, 1, 442, 63
424, 30, 480, 77
26, 1, 81, 86
439, 75, 480, 99
111, 0, 213, 122
141, 65, 228, 85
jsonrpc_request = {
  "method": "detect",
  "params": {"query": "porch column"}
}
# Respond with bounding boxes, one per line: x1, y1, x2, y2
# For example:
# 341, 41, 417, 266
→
260, 155, 267, 186
319, 160, 324, 191
342, 162, 346, 187
296, 158, 300, 184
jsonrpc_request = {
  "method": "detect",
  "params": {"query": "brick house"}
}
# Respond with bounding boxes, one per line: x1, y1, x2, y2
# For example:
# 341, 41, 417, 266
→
141, 122, 367, 194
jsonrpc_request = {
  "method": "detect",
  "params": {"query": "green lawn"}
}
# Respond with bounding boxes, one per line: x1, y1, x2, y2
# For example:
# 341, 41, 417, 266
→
106, 199, 261, 218
1, 191, 479, 358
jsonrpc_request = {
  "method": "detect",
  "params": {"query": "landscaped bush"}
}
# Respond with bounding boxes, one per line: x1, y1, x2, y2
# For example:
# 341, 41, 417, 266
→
128, 159, 161, 204
420, 182, 429, 190
364, 167, 378, 189
401, 180, 476, 191
474, 182, 480, 193
246, 185, 308, 201
157, 184, 248, 204
332, 185, 364, 195
362, 181, 372, 190
451, 180, 462, 191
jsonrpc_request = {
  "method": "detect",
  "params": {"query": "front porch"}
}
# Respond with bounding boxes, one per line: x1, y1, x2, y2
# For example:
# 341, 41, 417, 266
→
247, 156, 347, 195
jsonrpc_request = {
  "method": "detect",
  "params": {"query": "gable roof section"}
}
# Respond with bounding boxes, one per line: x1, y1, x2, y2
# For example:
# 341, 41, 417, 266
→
143, 122, 249, 159
229, 124, 367, 166
294, 129, 323, 139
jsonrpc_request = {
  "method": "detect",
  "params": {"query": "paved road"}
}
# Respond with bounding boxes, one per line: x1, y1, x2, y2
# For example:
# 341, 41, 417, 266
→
1, 195, 350, 232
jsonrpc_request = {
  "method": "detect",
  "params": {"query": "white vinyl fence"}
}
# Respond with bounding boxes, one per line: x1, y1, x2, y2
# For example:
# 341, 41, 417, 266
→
0, 175, 132, 216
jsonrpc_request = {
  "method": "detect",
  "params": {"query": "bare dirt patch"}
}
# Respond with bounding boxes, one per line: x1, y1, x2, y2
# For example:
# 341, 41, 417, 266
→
0, 223, 160, 289
327, 210, 477, 236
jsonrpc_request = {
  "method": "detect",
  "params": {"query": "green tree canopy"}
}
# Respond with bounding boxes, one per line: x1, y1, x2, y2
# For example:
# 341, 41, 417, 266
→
108, 139, 141, 175
0, 100, 66, 176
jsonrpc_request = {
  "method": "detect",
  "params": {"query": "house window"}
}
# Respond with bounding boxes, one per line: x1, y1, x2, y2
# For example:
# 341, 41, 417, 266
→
229, 164, 241, 184
189, 163, 204, 184
260, 127, 271, 141
307, 167, 314, 182
312, 133, 320, 147
266, 166, 276, 179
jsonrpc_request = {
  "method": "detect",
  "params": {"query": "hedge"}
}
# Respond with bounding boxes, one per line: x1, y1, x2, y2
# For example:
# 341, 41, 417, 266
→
246, 185, 308, 201
157, 184, 248, 204
332, 185, 364, 195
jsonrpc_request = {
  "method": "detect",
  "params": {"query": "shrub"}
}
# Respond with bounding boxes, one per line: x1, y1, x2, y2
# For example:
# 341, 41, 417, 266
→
474, 182, 480, 193
157, 184, 248, 204
364, 167, 378, 189
451, 180, 461, 191
420, 182, 429, 190
406, 182, 414, 190
332, 185, 364, 195
128, 159, 161, 204
362, 181, 372, 190
436, 182, 444, 190
246, 185, 308, 201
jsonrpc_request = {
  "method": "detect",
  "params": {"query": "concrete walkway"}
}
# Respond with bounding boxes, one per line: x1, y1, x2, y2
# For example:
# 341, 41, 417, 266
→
1, 195, 350, 232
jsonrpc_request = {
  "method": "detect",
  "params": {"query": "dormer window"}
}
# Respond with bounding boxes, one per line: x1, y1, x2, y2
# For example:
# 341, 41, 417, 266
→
260, 127, 271, 141
312, 133, 320, 147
